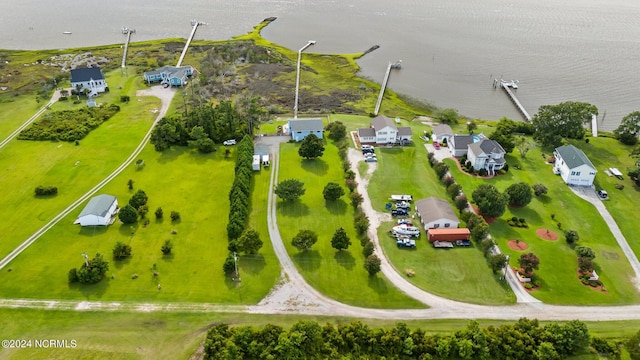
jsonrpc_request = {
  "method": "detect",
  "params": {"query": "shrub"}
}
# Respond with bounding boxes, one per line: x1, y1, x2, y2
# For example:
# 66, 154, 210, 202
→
68, 268, 78, 283
155, 207, 163, 219
565, 229, 579, 244
350, 192, 363, 209
161, 240, 173, 255
323, 182, 345, 201
533, 183, 548, 196
170, 211, 181, 222
118, 204, 138, 224
524, 283, 533, 289
354, 210, 370, 236
442, 176, 455, 187
222, 254, 236, 275
447, 183, 462, 200
363, 241, 374, 257
435, 163, 449, 179
112, 241, 132, 260
478, 168, 488, 176
345, 179, 358, 193
34, 185, 58, 196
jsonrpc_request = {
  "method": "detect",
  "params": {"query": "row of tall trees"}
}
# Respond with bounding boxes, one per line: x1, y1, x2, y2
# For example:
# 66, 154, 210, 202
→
204, 318, 602, 360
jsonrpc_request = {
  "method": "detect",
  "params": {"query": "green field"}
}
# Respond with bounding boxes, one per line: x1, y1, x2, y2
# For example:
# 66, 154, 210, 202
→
0, 143, 279, 303
0, 71, 158, 259
276, 141, 426, 309
447, 140, 640, 304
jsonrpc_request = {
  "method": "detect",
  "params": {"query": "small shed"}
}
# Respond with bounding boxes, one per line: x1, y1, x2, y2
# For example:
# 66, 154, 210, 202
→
252, 155, 261, 171
74, 194, 118, 226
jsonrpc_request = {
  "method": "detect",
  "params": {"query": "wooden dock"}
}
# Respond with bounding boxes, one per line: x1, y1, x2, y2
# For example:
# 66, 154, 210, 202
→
121, 27, 135, 68
176, 19, 204, 67
374, 60, 402, 116
494, 79, 531, 122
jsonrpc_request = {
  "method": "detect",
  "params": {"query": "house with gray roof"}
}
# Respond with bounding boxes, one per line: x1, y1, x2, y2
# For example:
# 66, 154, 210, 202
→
414, 197, 460, 229
357, 115, 412, 145
467, 138, 506, 175
288, 118, 324, 142
431, 124, 454, 144
74, 194, 119, 226
450, 135, 476, 157
70, 67, 107, 97
553, 144, 597, 186
143, 65, 194, 87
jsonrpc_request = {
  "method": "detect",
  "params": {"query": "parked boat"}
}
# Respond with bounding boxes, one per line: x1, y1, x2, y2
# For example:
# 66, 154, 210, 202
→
392, 224, 420, 236
63, 31, 72, 35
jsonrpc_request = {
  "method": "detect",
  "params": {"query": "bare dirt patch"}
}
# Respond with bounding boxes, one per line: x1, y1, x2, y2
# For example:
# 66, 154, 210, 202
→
536, 228, 558, 241
508, 240, 529, 251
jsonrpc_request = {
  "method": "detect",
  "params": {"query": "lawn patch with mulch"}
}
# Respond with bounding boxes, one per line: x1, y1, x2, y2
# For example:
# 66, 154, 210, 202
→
536, 228, 558, 241
508, 240, 529, 251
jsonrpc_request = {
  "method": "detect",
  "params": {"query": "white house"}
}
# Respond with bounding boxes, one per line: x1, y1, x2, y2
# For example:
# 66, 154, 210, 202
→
357, 115, 412, 145
70, 67, 107, 97
432, 124, 454, 144
288, 118, 324, 142
414, 197, 460, 229
553, 144, 597, 186
74, 194, 118, 226
467, 138, 506, 175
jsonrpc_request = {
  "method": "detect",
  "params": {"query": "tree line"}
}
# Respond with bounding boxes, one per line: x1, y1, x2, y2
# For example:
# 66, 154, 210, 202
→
203, 318, 625, 360
19, 104, 120, 142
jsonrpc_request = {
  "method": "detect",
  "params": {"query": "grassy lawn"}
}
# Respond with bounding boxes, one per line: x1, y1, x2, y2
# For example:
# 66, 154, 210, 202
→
0, 73, 158, 259
573, 137, 640, 261
447, 141, 640, 305
0, 96, 44, 140
0, 144, 279, 303
276, 141, 425, 309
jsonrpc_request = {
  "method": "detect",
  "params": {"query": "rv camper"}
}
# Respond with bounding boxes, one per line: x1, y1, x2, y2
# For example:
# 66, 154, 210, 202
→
252, 155, 261, 171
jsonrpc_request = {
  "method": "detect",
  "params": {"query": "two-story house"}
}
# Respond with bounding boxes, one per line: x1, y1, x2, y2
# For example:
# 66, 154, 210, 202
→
357, 115, 412, 145
70, 67, 107, 97
553, 144, 597, 186
467, 138, 506, 175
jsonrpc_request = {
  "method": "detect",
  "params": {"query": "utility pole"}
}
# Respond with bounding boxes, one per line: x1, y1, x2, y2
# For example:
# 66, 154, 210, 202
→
233, 252, 240, 282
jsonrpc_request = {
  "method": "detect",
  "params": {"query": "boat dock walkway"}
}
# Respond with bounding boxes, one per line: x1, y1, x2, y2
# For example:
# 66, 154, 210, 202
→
176, 19, 205, 67
493, 79, 531, 122
374, 60, 402, 116
121, 27, 135, 68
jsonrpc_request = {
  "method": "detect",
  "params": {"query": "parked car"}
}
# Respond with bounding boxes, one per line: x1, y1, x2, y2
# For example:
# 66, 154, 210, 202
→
362, 145, 374, 150
391, 208, 408, 217
597, 190, 608, 200
433, 141, 441, 149
397, 218, 413, 226
362, 148, 375, 154
397, 238, 416, 248
223, 139, 236, 146
364, 156, 377, 162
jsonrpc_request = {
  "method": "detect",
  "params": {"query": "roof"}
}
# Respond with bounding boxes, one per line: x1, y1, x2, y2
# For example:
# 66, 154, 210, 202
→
289, 118, 324, 132
144, 65, 192, 79
432, 124, 453, 136
452, 135, 475, 150
555, 144, 596, 170
78, 194, 117, 218
358, 127, 375, 137
397, 127, 412, 136
468, 139, 505, 156
371, 115, 396, 132
414, 197, 458, 224
70, 67, 105, 83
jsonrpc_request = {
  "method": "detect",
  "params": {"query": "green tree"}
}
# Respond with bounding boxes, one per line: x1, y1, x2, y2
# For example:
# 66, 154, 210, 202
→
291, 229, 318, 252
170, 211, 181, 222
331, 227, 351, 251
127, 179, 134, 190
363, 241, 375, 257
118, 204, 138, 224
161, 239, 173, 255
626, 329, 640, 360
505, 182, 533, 207
532, 101, 597, 148
298, 133, 325, 159
323, 182, 345, 201
235, 94, 267, 136
434, 108, 459, 125
129, 189, 148, 209
364, 254, 381, 276
455, 194, 468, 212
222, 254, 236, 275
155, 207, 163, 219
447, 183, 462, 200
535, 341, 560, 360
489, 254, 508, 273
532, 183, 548, 196
467, 120, 478, 134
236, 229, 263, 255
518, 252, 540, 275
564, 229, 580, 244
187, 125, 215, 153
575, 245, 595, 259
471, 184, 508, 218
614, 111, 640, 145
275, 179, 306, 201
76, 253, 109, 284
517, 137, 532, 158
68, 268, 78, 283
326, 121, 347, 141
112, 241, 132, 260
489, 131, 515, 153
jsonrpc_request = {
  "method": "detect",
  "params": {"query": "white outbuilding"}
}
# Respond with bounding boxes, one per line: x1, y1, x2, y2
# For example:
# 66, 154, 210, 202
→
74, 194, 119, 226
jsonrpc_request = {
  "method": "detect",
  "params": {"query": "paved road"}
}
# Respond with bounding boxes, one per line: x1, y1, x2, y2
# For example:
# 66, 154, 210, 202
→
0, 89, 61, 149
0, 86, 176, 270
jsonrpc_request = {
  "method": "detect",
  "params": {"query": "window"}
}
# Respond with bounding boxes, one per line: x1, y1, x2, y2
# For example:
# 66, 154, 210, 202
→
576, 171, 581, 176
378, 131, 386, 135
433, 224, 439, 228
589, 172, 596, 175
444, 223, 450, 228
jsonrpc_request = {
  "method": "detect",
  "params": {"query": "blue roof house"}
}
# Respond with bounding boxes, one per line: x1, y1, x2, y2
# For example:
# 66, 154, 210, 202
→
288, 118, 324, 142
143, 66, 194, 87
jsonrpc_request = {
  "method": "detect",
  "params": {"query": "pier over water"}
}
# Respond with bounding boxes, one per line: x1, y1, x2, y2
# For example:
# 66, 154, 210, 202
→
493, 79, 531, 122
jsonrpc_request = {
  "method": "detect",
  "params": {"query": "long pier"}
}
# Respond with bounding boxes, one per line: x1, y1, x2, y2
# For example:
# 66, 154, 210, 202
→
374, 60, 402, 116
121, 27, 135, 68
176, 19, 205, 67
494, 79, 531, 122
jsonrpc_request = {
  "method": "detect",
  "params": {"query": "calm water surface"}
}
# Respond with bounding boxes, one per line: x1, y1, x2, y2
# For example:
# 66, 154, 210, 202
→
1, 0, 639, 129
